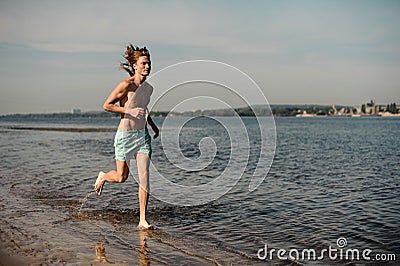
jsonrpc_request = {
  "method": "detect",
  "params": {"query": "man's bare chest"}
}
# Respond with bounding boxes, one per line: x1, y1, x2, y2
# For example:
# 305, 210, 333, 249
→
125, 86, 151, 108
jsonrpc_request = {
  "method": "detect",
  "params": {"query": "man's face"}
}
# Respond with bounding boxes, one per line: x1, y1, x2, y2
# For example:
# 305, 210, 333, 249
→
135, 56, 151, 77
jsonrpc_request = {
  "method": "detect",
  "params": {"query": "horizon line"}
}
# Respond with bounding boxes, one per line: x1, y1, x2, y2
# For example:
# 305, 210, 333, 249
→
1, 101, 398, 116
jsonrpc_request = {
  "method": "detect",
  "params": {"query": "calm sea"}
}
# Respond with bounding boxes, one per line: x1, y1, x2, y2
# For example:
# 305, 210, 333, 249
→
0, 115, 399, 265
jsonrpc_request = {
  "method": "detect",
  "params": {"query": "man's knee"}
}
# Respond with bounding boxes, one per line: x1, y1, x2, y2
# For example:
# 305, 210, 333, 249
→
116, 171, 129, 183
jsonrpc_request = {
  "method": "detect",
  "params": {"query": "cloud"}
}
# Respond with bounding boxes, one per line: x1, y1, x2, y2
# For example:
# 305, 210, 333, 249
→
0, 0, 284, 55
1, 0, 399, 67
0, 1, 203, 51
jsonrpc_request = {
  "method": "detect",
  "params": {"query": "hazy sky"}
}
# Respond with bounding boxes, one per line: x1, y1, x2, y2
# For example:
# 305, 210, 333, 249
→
0, 0, 399, 114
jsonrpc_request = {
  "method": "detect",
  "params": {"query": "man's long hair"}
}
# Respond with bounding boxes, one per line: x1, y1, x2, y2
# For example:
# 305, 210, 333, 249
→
120, 44, 150, 77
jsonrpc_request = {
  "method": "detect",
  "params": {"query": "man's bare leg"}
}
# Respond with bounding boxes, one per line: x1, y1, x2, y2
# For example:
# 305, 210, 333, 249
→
136, 153, 152, 229
94, 160, 130, 195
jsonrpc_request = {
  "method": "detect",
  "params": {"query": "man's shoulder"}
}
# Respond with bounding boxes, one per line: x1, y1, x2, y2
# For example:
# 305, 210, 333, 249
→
121, 78, 132, 87
116, 79, 134, 91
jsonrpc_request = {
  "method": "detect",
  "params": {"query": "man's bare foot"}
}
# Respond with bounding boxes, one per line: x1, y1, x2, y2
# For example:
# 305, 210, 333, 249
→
138, 220, 153, 230
94, 171, 105, 196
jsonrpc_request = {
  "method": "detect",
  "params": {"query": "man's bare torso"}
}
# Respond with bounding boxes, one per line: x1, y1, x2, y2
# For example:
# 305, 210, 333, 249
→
119, 81, 153, 130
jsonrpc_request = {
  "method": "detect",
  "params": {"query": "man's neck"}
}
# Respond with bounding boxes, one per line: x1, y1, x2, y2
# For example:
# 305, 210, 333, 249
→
133, 75, 146, 87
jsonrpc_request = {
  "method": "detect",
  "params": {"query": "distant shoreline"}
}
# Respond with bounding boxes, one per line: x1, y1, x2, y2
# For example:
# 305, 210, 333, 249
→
6, 126, 116, 132
0, 103, 399, 118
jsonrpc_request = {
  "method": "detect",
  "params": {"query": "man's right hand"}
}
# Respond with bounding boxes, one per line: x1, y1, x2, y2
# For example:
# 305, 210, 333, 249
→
126, 107, 145, 119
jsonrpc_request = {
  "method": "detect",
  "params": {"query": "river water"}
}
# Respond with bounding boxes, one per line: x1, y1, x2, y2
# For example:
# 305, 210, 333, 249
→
0, 115, 398, 265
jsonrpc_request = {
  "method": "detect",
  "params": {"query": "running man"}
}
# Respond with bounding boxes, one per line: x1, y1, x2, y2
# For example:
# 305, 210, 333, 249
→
94, 45, 156, 229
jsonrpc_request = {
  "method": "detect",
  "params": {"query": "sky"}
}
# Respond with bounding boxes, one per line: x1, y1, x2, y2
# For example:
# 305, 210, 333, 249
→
0, 0, 399, 114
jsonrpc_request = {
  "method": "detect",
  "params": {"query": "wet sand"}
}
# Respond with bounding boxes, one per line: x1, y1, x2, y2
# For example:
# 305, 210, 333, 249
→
0, 249, 28, 266
8, 127, 116, 132
0, 183, 265, 265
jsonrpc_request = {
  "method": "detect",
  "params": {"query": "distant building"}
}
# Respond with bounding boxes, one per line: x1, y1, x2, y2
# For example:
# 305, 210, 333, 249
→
365, 100, 376, 114
72, 109, 81, 115
330, 104, 337, 115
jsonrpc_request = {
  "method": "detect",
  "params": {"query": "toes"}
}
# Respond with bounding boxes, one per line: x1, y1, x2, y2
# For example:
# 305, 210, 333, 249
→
94, 173, 105, 195
94, 183, 103, 195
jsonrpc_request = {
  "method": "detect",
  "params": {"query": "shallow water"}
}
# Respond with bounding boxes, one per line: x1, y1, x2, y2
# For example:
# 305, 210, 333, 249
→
0, 115, 399, 265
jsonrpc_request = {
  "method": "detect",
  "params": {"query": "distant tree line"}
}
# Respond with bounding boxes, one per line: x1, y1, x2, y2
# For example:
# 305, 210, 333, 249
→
386, 103, 398, 114
1, 103, 398, 119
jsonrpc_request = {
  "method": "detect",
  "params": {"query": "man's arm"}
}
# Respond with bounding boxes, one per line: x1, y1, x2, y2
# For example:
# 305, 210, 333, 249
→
103, 81, 129, 114
104, 80, 145, 119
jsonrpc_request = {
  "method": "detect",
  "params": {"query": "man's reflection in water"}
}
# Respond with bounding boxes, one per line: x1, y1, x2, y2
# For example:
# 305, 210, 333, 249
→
137, 229, 150, 266
93, 230, 152, 265
95, 240, 114, 264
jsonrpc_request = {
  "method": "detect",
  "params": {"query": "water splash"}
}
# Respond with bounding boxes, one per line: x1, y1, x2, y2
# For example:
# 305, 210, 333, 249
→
78, 191, 95, 215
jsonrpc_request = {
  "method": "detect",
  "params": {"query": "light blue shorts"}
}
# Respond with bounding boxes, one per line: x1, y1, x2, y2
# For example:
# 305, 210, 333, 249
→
114, 128, 152, 162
